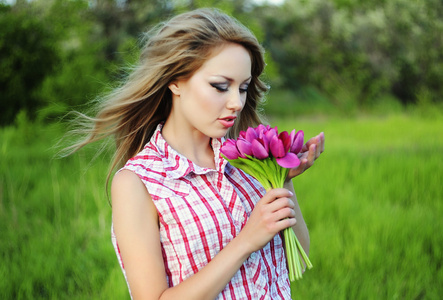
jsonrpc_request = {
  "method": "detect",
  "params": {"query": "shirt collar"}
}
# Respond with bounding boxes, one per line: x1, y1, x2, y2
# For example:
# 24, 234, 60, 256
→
151, 123, 228, 180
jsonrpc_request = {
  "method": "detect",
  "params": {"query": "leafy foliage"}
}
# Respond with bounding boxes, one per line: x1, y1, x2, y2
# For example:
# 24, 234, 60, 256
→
259, 0, 443, 107
0, 3, 59, 125
1, 0, 442, 125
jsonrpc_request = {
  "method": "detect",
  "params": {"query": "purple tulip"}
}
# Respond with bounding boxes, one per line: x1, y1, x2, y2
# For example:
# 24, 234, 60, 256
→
251, 139, 269, 159
245, 127, 258, 142
270, 135, 286, 158
279, 131, 291, 153
264, 134, 272, 153
236, 137, 253, 158
220, 139, 240, 160
255, 124, 268, 136
290, 130, 304, 154
222, 125, 304, 169
264, 127, 277, 141
268, 131, 301, 168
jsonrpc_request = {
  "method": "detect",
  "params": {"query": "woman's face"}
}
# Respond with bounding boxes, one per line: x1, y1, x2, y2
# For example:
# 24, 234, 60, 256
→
168, 43, 252, 139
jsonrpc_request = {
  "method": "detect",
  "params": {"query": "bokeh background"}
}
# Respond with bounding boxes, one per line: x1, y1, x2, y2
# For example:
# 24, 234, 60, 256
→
1, 0, 442, 299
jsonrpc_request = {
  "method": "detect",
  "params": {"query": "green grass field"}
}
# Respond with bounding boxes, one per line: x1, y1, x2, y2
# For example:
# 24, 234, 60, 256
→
1, 113, 442, 299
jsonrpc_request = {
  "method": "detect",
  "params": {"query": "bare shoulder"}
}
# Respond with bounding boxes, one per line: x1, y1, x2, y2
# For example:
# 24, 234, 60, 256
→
112, 169, 146, 195
111, 169, 157, 222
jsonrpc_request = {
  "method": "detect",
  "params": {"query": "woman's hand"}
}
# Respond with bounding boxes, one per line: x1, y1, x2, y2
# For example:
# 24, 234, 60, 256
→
287, 132, 325, 180
239, 188, 296, 253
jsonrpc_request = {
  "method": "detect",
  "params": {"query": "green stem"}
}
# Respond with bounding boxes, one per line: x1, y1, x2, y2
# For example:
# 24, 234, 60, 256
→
228, 159, 272, 190
284, 229, 294, 282
294, 233, 313, 270
291, 229, 302, 280
280, 165, 289, 188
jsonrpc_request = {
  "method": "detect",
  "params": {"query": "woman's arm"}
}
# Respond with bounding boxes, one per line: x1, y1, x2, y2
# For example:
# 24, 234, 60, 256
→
112, 170, 168, 299
112, 170, 296, 300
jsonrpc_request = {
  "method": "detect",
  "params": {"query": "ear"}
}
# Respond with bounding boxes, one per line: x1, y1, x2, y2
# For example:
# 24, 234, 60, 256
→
168, 81, 181, 96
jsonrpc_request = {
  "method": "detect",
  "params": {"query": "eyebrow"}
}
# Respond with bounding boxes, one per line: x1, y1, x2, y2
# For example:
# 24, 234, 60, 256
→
216, 75, 252, 83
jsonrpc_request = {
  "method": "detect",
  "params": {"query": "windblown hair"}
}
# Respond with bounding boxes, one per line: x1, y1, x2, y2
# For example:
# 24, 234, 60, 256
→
66, 8, 268, 183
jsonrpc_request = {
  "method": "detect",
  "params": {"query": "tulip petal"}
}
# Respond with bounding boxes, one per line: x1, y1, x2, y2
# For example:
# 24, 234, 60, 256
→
255, 124, 267, 135
264, 127, 277, 141
290, 130, 304, 154
279, 131, 291, 153
220, 139, 240, 160
245, 127, 258, 142
237, 138, 253, 158
251, 139, 269, 159
276, 152, 300, 169
289, 129, 296, 141
270, 135, 286, 158
261, 135, 270, 153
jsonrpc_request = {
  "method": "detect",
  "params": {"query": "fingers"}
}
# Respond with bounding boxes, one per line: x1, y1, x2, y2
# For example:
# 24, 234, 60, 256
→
287, 132, 324, 179
262, 189, 296, 223
276, 217, 297, 231
268, 195, 295, 212
272, 198, 297, 231
272, 202, 296, 224
301, 132, 325, 164
301, 135, 316, 152
307, 143, 316, 165
297, 144, 316, 173
260, 188, 293, 205
244, 188, 297, 251
318, 132, 325, 154
303, 132, 325, 159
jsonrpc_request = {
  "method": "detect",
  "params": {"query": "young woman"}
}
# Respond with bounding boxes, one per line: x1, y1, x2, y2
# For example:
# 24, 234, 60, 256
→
70, 8, 324, 299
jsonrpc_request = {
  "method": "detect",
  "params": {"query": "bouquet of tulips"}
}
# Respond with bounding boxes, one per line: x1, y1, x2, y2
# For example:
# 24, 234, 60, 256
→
220, 124, 312, 282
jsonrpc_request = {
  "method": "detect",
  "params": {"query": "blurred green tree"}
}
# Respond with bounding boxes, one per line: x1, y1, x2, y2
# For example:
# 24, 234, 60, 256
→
37, 0, 176, 120
258, 0, 443, 108
2, 0, 441, 123
0, 3, 59, 125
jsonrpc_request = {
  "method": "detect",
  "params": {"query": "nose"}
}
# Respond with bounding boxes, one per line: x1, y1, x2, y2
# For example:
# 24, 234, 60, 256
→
227, 90, 244, 112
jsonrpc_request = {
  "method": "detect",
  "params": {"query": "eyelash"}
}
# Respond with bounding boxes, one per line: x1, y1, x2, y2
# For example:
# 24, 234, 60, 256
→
210, 83, 249, 93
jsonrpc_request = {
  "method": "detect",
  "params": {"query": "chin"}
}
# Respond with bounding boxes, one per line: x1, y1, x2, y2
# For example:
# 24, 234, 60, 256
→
207, 129, 229, 139
210, 133, 226, 139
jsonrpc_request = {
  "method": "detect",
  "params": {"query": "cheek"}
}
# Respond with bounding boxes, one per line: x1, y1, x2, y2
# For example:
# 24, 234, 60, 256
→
199, 89, 225, 111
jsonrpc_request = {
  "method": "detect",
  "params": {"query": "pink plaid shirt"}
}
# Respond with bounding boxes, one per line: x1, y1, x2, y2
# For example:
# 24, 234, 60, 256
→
112, 124, 291, 299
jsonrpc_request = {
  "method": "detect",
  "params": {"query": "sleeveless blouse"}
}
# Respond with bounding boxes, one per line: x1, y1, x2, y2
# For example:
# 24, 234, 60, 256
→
112, 124, 291, 299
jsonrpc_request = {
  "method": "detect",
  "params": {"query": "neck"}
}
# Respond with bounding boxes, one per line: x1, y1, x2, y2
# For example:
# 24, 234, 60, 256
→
162, 119, 216, 169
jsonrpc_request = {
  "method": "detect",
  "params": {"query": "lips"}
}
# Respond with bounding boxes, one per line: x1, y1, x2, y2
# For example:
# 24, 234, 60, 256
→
219, 116, 237, 128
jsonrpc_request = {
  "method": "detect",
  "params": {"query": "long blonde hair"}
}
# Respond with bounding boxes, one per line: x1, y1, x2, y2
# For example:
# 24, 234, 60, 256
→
66, 8, 268, 183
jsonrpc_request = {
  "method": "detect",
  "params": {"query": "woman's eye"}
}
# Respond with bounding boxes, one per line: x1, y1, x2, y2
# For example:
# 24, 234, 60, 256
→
210, 83, 228, 92
240, 86, 249, 93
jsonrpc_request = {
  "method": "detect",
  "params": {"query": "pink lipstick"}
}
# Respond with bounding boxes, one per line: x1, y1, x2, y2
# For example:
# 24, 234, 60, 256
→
219, 116, 236, 128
